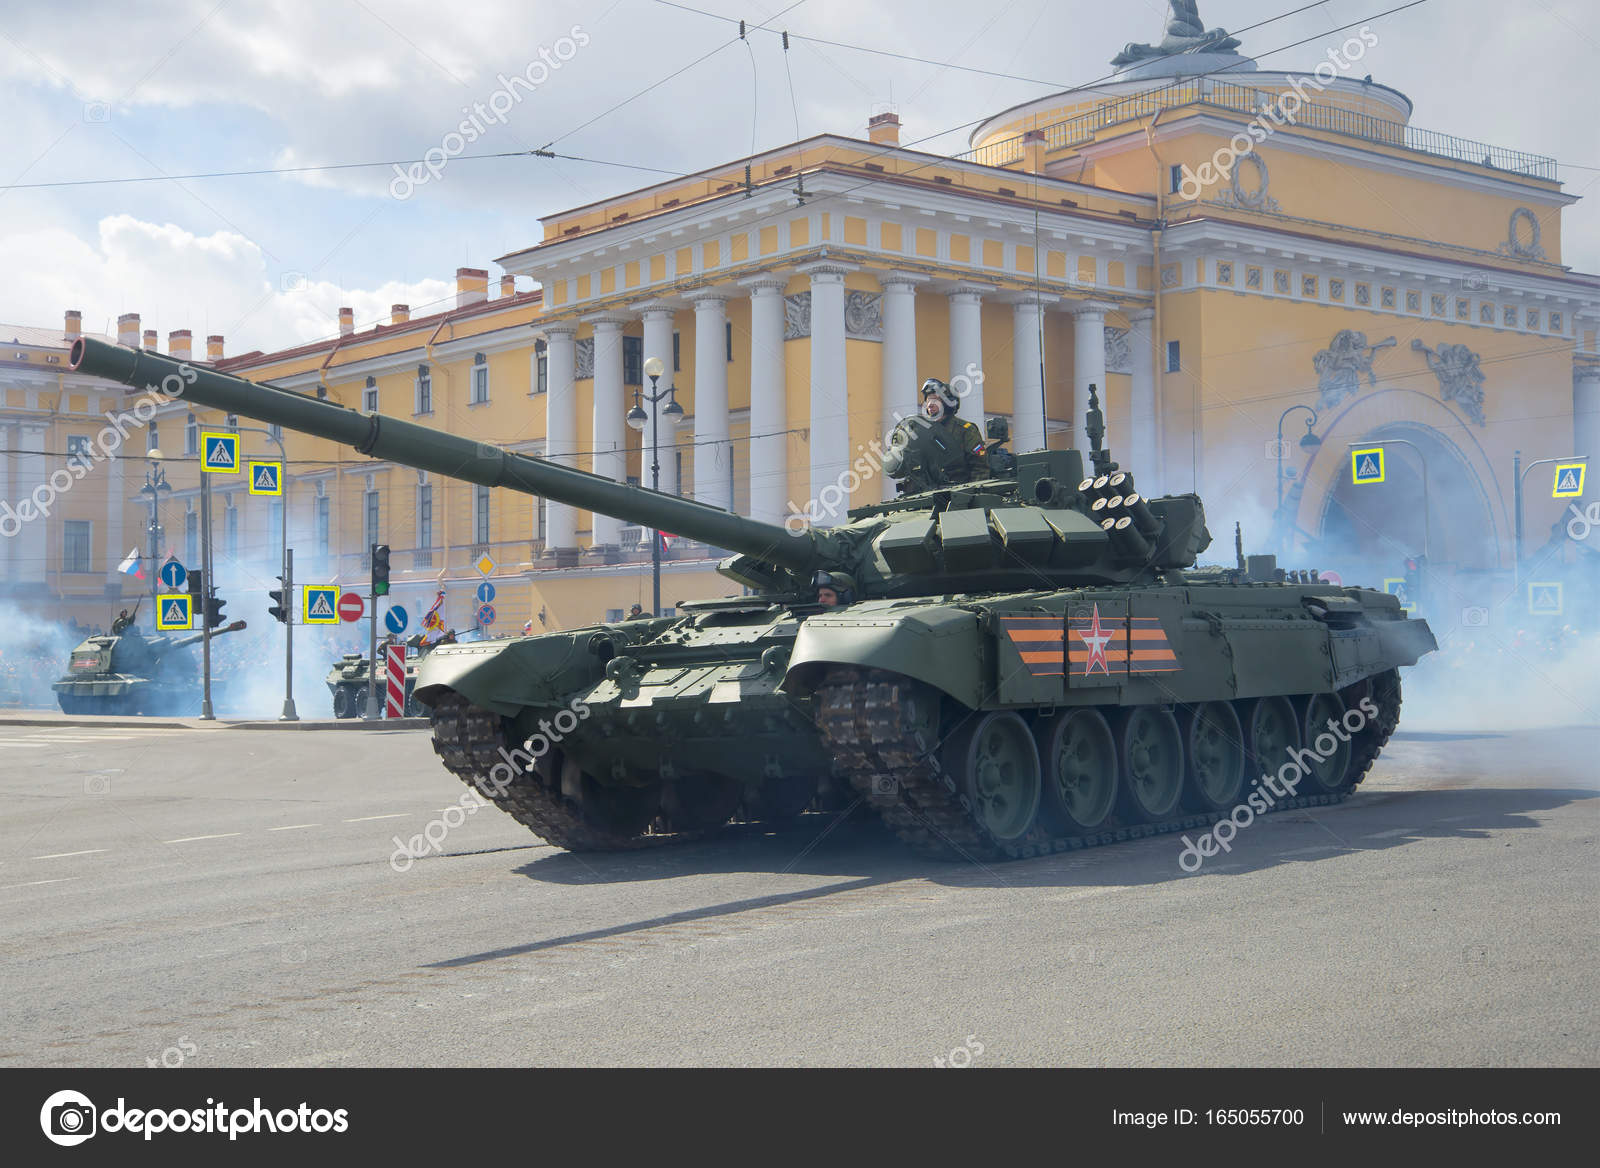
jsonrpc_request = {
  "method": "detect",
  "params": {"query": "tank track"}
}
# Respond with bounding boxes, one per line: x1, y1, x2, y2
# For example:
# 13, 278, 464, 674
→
429, 691, 657, 852
815, 666, 1403, 862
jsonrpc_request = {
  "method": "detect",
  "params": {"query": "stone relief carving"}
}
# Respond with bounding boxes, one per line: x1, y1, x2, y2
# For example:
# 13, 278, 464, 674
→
574, 337, 594, 380
1104, 327, 1132, 374
1313, 329, 1396, 410
784, 292, 811, 340
1497, 207, 1547, 261
844, 291, 883, 341
1215, 151, 1279, 212
1412, 339, 1487, 426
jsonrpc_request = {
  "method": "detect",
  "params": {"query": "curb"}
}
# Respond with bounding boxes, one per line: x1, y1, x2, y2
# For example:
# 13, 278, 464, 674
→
223, 717, 432, 731
0, 713, 429, 731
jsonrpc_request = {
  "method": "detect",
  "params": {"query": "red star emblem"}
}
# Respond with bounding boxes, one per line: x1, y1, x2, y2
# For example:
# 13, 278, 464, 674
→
1078, 603, 1113, 676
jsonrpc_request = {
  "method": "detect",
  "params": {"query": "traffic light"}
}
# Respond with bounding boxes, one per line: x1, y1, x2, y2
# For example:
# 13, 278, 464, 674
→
372, 543, 390, 596
205, 597, 226, 629
1404, 555, 1426, 610
268, 577, 288, 624
186, 568, 204, 602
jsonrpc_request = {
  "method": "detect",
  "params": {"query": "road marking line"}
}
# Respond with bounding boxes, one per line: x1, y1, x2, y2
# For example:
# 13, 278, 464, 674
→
268, 824, 322, 831
0, 878, 78, 890
30, 850, 108, 860
0, 742, 55, 749
343, 814, 410, 822
163, 833, 243, 844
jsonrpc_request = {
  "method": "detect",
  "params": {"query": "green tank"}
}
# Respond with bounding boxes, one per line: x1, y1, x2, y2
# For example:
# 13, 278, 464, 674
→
326, 635, 441, 718
72, 336, 1437, 859
53, 613, 248, 716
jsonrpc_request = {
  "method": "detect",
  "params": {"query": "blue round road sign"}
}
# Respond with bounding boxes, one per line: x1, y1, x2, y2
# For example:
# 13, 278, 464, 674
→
159, 558, 186, 590
476, 603, 496, 627
476, 580, 496, 604
384, 605, 409, 635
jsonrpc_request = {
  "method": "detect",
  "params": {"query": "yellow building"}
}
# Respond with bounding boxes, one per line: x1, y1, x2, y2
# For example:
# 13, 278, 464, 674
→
11, 12, 1600, 634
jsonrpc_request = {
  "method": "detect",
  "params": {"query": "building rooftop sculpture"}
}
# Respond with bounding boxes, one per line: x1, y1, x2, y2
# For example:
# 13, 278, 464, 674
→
1111, 1, 1254, 78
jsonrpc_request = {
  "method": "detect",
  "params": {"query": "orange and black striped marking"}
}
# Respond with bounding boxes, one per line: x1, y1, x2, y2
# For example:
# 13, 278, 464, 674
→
999, 616, 1064, 677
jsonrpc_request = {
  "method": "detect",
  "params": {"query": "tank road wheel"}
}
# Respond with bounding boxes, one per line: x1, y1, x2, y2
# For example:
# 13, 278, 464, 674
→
331, 687, 352, 719
1181, 701, 1247, 813
1244, 695, 1301, 779
1116, 706, 1184, 823
666, 772, 744, 829
560, 756, 661, 837
1299, 692, 1354, 795
1339, 668, 1401, 792
948, 711, 1042, 843
1037, 708, 1118, 832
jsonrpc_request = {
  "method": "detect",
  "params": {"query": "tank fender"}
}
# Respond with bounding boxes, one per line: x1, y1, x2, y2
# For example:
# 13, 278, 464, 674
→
414, 628, 621, 715
783, 604, 984, 708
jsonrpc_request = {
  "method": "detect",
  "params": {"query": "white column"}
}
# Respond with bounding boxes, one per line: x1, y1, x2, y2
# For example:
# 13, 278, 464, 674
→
540, 323, 578, 554
947, 283, 990, 422
0, 422, 12, 581
1071, 300, 1115, 445
802, 263, 851, 513
585, 314, 627, 548
16, 423, 48, 592
635, 303, 680, 496
1010, 294, 1049, 455
689, 291, 731, 511
740, 273, 788, 525
880, 272, 925, 499
1128, 308, 1159, 489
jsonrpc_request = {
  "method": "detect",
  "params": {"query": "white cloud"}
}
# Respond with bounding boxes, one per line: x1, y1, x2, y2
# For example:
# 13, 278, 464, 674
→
0, 213, 451, 352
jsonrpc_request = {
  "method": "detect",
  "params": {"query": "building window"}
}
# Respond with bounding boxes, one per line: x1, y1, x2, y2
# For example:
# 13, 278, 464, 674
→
605, 609, 624, 623
534, 341, 548, 395
1165, 341, 1181, 373
417, 484, 433, 567
672, 331, 681, 371
225, 503, 238, 560
474, 484, 490, 545
364, 489, 380, 563
315, 496, 330, 562
623, 335, 643, 386
725, 321, 734, 362
226, 413, 238, 430
184, 417, 198, 455
470, 353, 489, 403
674, 450, 684, 495
63, 520, 91, 573
1169, 164, 1183, 194
185, 510, 198, 566
66, 435, 91, 460
269, 422, 283, 442
363, 376, 378, 412
147, 423, 159, 453
415, 364, 432, 414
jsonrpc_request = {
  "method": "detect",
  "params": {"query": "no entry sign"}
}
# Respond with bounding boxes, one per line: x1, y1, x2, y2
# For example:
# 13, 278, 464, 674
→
338, 591, 365, 623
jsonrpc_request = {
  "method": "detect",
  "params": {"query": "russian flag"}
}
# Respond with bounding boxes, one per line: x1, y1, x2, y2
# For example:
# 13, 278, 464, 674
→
116, 547, 143, 578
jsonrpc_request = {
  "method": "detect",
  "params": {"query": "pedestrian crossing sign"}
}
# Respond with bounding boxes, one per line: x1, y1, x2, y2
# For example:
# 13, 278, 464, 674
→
1552, 463, 1585, 499
201, 431, 239, 474
248, 460, 282, 496
1351, 447, 1386, 485
156, 593, 193, 630
1527, 581, 1563, 617
304, 585, 339, 624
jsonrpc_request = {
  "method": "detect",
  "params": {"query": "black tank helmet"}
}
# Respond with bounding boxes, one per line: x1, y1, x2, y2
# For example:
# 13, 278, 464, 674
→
920, 377, 959, 416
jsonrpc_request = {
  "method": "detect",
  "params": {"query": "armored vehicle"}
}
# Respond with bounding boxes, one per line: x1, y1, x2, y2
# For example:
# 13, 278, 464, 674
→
327, 635, 442, 717
72, 336, 1437, 859
54, 611, 248, 715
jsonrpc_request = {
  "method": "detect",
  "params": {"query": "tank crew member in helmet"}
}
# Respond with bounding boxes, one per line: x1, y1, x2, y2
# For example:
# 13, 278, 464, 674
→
812, 570, 856, 607
915, 377, 988, 484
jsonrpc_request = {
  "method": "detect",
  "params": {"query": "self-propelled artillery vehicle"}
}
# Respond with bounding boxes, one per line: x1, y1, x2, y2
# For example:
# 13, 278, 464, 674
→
71, 336, 1436, 859
53, 608, 249, 715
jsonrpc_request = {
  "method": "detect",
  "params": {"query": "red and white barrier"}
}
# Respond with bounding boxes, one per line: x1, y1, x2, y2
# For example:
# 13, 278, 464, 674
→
384, 645, 406, 718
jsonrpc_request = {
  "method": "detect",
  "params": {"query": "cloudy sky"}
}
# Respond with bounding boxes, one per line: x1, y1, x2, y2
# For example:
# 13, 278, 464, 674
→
3, 0, 1596, 354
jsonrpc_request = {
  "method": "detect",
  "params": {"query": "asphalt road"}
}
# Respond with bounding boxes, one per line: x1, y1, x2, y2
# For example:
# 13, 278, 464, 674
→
0, 716, 1594, 1068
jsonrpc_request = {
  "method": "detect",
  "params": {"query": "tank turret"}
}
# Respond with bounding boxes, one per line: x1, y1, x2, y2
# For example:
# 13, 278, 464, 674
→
52, 618, 248, 716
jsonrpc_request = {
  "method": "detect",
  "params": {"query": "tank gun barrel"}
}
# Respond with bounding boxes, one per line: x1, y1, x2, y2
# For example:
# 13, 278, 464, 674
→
70, 338, 825, 575
163, 619, 247, 653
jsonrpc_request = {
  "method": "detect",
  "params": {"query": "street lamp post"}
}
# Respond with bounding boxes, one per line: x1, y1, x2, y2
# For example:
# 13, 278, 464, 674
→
1513, 450, 1590, 594
1274, 405, 1322, 516
626, 356, 683, 617
139, 457, 171, 610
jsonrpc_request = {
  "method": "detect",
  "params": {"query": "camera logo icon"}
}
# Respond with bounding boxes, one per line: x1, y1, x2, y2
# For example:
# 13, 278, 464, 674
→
1460, 606, 1489, 627
869, 775, 898, 797
40, 1089, 97, 1146
1462, 270, 1488, 292
82, 101, 110, 123
1264, 438, 1290, 460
